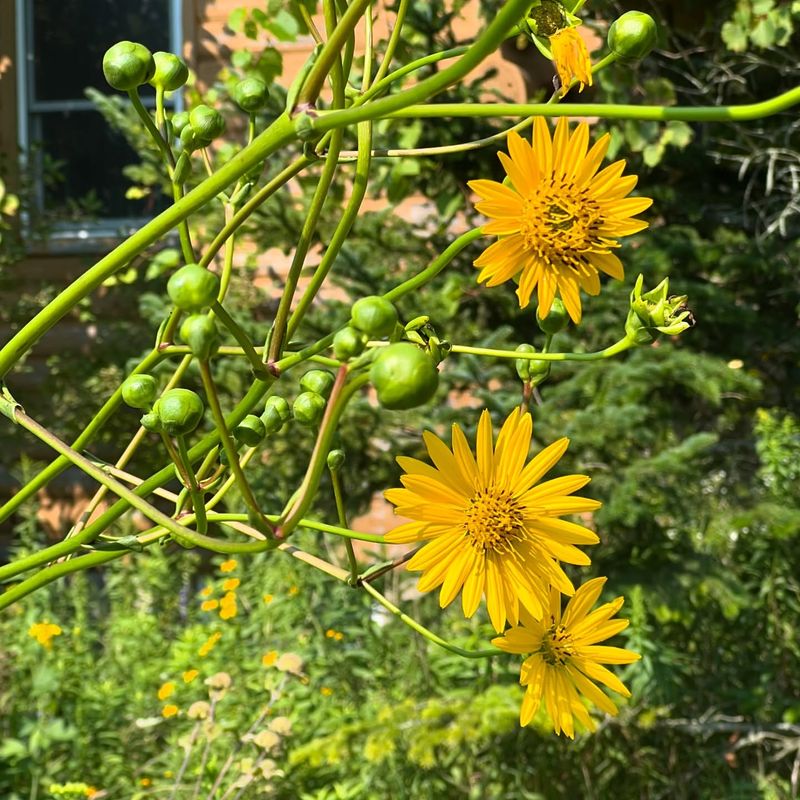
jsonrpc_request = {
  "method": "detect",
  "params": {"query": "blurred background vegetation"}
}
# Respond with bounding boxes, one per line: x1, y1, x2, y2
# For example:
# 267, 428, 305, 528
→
1, 0, 799, 797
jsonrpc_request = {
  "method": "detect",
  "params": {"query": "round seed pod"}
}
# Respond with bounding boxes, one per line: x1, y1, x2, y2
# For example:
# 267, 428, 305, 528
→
155, 388, 204, 436
179, 314, 219, 361
148, 51, 189, 91
608, 11, 658, 62
102, 41, 155, 91
189, 104, 226, 144
121, 374, 158, 409
167, 264, 220, 312
232, 77, 270, 113
369, 343, 439, 410
350, 296, 398, 338
299, 369, 335, 398
293, 391, 327, 427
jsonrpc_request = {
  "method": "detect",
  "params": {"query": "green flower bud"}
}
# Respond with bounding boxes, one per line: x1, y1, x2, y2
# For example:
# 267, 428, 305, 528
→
189, 104, 226, 144
102, 41, 155, 91
179, 314, 219, 361
332, 326, 367, 361
234, 414, 267, 446
608, 11, 658, 62
536, 297, 570, 335
140, 411, 162, 432
260, 406, 283, 434
121, 374, 157, 409
293, 391, 327, 426
350, 296, 399, 338
155, 388, 205, 436
180, 124, 199, 152
148, 51, 189, 91
625, 274, 693, 345
300, 369, 335, 398
167, 264, 220, 312
264, 395, 291, 423
370, 343, 439, 410
232, 77, 270, 113
171, 110, 190, 134
327, 449, 346, 471
173, 152, 192, 184
515, 344, 551, 383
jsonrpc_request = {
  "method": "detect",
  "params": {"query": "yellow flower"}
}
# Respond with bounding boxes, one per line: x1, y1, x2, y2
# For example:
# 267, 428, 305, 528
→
288, 585, 299, 596
261, 650, 278, 667
320, 686, 334, 697
262, 593, 274, 604
493, 577, 640, 737
198, 631, 222, 657
183, 669, 199, 683
385, 408, 600, 632
200, 586, 213, 597
219, 591, 238, 620
201, 599, 219, 612
325, 629, 335, 638
222, 578, 240, 591
549, 26, 592, 95
139, 778, 152, 787
469, 119, 651, 323
334, 632, 344, 642
28, 622, 63, 650
162, 704, 179, 718
157, 681, 175, 701
220, 558, 237, 573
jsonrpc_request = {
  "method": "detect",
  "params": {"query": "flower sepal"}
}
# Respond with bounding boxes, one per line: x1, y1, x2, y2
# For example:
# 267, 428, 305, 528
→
625, 274, 693, 345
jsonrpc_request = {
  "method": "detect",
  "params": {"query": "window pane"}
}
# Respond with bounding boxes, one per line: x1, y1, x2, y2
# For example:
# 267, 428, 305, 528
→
36, 109, 165, 219
32, 0, 172, 102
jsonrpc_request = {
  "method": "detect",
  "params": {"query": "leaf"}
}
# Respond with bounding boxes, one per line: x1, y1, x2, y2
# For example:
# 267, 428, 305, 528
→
265, 9, 301, 42
227, 7, 246, 33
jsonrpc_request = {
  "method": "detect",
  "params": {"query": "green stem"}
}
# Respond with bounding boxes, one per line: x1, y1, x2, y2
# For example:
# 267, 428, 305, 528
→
360, 582, 500, 659
176, 434, 208, 534
371, 0, 410, 86
295, 0, 372, 107
0, 113, 296, 380
450, 336, 634, 362
384, 228, 483, 302
198, 360, 272, 532
378, 88, 800, 122
0, 348, 165, 523
210, 301, 269, 379
128, 88, 175, 168
286, 119, 373, 340
277, 369, 369, 538
198, 156, 310, 269
330, 467, 358, 585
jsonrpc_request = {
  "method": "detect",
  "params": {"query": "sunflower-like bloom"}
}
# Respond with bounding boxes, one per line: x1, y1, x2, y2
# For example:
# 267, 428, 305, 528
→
384, 408, 601, 632
549, 27, 593, 95
469, 119, 652, 323
493, 578, 640, 737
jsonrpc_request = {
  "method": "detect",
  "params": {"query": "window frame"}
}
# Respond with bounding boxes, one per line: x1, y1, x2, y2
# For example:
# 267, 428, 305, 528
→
15, 0, 184, 249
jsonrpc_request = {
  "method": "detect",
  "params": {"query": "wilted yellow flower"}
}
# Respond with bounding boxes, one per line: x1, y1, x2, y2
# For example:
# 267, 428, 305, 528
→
549, 26, 592, 95
275, 652, 304, 675
268, 716, 292, 736
261, 650, 278, 667
204, 672, 232, 690
493, 577, 640, 737
162, 704, 179, 718
157, 681, 175, 701
182, 669, 199, 683
470, 119, 651, 323
28, 622, 63, 650
187, 701, 211, 720
220, 558, 237, 573
385, 407, 600, 632
253, 730, 281, 750
201, 599, 219, 612
223, 578, 240, 591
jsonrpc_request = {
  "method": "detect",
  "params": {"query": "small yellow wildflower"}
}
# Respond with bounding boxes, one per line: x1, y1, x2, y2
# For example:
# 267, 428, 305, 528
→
28, 622, 63, 650
320, 686, 333, 697
162, 704, 179, 718
325, 629, 335, 638
261, 650, 278, 667
198, 631, 222, 657
139, 778, 152, 787
220, 558, 237, 573
385, 407, 601, 632
549, 26, 592, 95
262, 593, 274, 604
163, 771, 174, 779
493, 578, 640, 737
288, 585, 299, 596
201, 599, 219, 612
85, 788, 99, 798
182, 669, 199, 683
222, 578, 240, 591
219, 591, 238, 620
200, 586, 213, 597
334, 632, 344, 642
157, 681, 175, 701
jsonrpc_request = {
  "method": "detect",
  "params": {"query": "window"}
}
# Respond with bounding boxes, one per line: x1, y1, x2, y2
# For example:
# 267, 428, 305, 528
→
16, 0, 182, 240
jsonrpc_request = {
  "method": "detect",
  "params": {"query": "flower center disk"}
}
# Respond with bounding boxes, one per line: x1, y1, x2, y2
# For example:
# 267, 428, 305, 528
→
463, 487, 524, 552
541, 623, 575, 666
